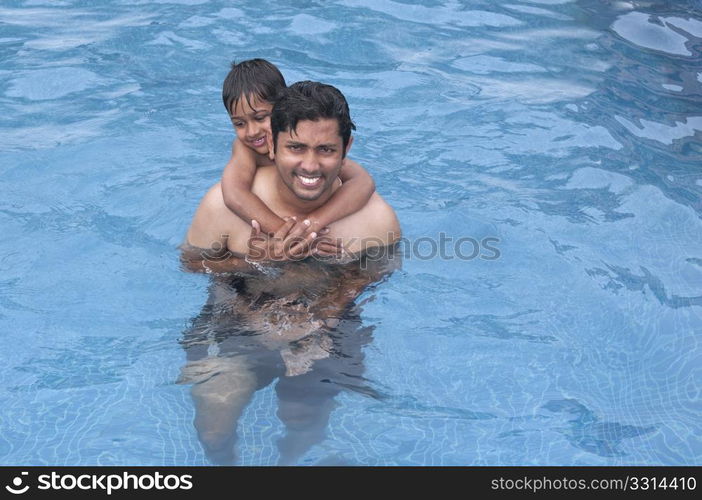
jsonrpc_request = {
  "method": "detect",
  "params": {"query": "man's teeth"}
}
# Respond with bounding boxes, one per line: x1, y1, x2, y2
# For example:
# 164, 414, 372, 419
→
298, 175, 320, 185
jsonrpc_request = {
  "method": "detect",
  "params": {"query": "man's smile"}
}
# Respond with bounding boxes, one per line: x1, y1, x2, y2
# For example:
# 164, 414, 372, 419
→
295, 172, 323, 188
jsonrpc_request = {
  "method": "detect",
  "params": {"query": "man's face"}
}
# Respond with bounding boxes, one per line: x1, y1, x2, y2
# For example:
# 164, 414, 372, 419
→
230, 94, 273, 155
273, 118, 349, 201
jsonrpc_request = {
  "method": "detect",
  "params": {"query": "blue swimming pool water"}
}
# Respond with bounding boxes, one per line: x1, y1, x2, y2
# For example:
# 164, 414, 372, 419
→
1, 0, 701, 465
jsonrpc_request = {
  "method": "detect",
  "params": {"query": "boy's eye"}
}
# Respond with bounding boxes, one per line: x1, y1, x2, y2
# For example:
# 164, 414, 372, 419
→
254, 114, 269, 122
232, 121, 244, 128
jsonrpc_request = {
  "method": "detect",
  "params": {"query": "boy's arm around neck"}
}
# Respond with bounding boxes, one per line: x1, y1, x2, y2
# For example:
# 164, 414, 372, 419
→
221, 140, 285, 235
307, 158, 375, 230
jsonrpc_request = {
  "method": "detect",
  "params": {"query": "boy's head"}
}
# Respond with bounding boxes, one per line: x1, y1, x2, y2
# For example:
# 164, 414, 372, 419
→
222, 59, 286, 155
270, 81, 356, 158
222, 58, 286, 116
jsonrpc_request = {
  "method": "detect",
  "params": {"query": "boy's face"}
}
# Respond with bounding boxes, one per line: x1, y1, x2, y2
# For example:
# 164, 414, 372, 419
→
230, 94, 273, 155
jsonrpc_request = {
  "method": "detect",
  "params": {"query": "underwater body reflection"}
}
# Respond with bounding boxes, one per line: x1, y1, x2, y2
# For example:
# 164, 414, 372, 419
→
178, 249, 398, 465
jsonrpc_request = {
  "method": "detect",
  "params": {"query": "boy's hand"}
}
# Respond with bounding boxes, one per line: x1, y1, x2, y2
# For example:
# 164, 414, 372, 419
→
247, 218, 318, 262
291, 217, 331, 235
290, 218, 344, 257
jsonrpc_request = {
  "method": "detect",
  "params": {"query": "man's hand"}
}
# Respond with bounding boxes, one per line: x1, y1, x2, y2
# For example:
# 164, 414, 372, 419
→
288, 218, 345, 258
247, 217, 319, 262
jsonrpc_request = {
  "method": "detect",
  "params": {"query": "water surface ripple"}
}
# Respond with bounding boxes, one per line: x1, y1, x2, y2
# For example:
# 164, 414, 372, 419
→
0, 0, 700, 465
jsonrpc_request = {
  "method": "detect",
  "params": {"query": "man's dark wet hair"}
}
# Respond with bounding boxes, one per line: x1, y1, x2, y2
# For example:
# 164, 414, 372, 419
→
222, 58, 286, 115
271, 81, 356, 157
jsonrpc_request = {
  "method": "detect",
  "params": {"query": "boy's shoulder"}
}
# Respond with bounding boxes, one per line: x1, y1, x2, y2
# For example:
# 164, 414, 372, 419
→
233, 139, 275, 167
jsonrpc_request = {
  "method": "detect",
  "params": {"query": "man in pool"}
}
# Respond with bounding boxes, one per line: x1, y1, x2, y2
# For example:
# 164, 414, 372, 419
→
180, 81, 401, 464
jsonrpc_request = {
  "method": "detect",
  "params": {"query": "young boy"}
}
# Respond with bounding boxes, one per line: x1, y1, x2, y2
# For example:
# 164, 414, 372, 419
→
219, 59, 375, 255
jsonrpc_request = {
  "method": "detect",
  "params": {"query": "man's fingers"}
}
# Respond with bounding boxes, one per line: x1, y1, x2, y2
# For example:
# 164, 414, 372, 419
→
282, 219, 313, 254
272, 218, 296, 256
286, 231, 317, 258
249, 219, 265, 248
315, 240, 342, 252
273, 217, 296, 241
247, 220, 270, 261
249, 219, 345, 261
313, 240, 344, 257
286, 219, 311, 241
314, 236, 343, 250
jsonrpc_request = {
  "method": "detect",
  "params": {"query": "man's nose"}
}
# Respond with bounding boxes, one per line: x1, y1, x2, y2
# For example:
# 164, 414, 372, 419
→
298, 151, 320, 174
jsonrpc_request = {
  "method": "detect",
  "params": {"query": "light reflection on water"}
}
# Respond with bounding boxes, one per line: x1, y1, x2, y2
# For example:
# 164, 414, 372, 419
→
0, 0, 700, 465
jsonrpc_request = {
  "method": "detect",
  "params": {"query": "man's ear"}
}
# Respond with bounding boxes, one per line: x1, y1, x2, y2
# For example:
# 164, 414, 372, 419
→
344, 135, 354, 157
266, 134, 275, 160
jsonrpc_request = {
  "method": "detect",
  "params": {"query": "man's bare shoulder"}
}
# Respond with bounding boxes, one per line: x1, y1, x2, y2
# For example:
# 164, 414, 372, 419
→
185, 182, 250, 253
329, 192, 401, 254
251, 165, 277, 191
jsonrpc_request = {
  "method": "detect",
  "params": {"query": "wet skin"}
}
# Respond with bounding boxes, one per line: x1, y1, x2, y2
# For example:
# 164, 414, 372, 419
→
182, 116, 400, 464
179, 252, 396, 465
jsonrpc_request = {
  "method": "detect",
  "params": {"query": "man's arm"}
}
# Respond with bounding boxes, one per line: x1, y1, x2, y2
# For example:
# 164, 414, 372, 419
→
179, 242, 253, 273
181, 182, 254, 273
310, 245, 401, 324
311, 194, 402, 320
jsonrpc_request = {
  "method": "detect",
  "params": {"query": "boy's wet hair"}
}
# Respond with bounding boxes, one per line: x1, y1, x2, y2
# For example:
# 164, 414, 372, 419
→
271, 81, 356, 157
222, 59, 286, 115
